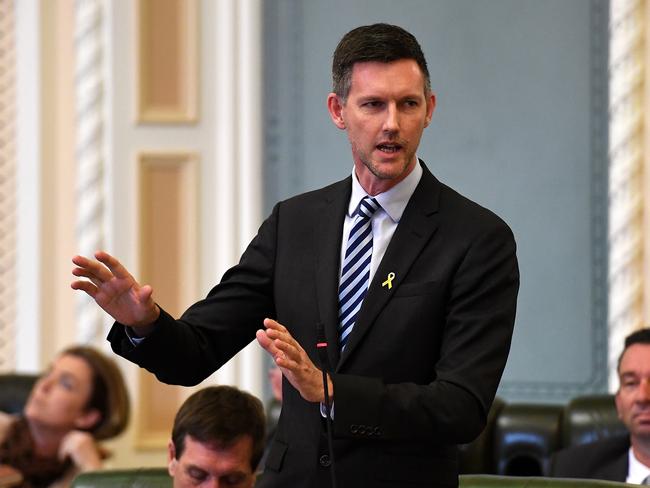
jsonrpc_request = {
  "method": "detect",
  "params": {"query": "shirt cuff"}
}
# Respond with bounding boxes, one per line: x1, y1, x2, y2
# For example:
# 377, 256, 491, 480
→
124, 326, 146, 346
320, 401, 335, 419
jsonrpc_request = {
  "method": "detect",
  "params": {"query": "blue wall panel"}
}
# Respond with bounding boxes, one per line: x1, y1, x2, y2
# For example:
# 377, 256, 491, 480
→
263, 0, 609, 402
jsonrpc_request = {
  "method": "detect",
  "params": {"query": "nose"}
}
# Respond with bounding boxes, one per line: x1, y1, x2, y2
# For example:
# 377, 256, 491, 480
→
36, 374, 54, 393
639, 379, 650, 401
382, 102, 399, 133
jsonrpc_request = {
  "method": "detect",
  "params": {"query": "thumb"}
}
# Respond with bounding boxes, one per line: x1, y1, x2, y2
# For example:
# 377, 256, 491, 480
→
138, 284, 154, 302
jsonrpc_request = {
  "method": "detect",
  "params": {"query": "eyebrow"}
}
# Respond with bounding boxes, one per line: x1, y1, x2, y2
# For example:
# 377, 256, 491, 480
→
619, 372, 639, 380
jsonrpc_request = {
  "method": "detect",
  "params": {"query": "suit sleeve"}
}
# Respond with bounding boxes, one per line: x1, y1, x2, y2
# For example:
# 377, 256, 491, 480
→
331, 218, 519, 444
107, 204, 280, 386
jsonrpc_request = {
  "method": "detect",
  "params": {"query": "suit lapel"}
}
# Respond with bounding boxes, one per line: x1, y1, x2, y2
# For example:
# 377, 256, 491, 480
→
313, 178, 351, 370
610, 445, 629, 482
337, 165, 441, 370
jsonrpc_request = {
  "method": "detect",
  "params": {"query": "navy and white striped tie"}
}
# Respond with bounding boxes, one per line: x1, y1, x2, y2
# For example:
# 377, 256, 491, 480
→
338, 196, 380, 350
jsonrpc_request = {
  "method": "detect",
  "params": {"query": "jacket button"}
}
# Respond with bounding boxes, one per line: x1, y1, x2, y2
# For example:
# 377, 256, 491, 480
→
319, 454, 331, 467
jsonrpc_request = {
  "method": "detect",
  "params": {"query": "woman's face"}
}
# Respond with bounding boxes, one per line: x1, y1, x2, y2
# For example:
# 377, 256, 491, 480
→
25, 353, 100, 432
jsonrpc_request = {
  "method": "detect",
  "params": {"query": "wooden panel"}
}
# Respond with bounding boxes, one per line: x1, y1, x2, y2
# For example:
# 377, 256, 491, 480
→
135, 152, 199, 448
136, 0, 198, 123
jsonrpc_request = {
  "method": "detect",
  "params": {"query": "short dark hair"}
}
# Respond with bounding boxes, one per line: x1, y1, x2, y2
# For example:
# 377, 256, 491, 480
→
617, 328, 650, 372
171, 386, 266, 471
332, 23, 431, 101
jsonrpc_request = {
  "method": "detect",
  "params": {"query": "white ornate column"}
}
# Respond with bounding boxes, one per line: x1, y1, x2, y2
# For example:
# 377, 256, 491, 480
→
212, 0, 264, 398
608, 0, 645, 390
74, 0, 107, 344
0, 0, 17, 372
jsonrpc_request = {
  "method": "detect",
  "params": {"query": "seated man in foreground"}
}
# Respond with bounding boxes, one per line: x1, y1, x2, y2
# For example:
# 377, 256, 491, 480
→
551, 328, 650, 484
168, 385, 265, 488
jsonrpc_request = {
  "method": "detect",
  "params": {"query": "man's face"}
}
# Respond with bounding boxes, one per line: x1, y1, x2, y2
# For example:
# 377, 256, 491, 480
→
327, 59, 435, 195
168, 434, 256, 488
615, 343, 650, 443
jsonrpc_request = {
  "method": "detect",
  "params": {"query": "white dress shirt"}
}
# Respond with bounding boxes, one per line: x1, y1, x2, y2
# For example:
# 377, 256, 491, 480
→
341, 160, 423, 285
626, 448, 650, 484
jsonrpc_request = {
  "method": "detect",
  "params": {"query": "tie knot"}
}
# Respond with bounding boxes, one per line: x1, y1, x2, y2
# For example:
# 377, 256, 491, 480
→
357, 197, 380, 220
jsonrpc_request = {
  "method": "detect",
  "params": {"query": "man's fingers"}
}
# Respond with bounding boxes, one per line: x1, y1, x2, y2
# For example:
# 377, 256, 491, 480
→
256, 329, 277, 354
71, 267, 105, 287
263, 317, 287, 333
72, 254, 114, 283
95, 251, 133, 280
70, 280, 98, 297
256, 330, 299, 370
274, 338, 299, 358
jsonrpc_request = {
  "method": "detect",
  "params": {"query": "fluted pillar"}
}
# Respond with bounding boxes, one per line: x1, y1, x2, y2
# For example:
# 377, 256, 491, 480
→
74, 0, 107, 344
608, 0, 645, 389
0, 0, 17, 372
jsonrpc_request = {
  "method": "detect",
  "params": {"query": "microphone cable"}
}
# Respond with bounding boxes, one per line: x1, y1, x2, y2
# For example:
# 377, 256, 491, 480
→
316, 322, 338, 488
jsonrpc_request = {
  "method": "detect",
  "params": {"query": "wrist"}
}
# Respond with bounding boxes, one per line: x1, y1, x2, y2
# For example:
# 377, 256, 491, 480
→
130, 305, 160, 336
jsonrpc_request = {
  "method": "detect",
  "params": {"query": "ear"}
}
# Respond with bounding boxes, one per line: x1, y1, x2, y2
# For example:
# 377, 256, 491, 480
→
424, 92, 436, 128
167, 441, 177, 477
614, 390, 623, 419
327, 93, 346, 130
74, 408, 102, 431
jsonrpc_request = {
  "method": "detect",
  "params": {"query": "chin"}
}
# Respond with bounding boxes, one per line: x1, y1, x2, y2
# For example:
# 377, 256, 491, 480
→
23, 403, 38, 420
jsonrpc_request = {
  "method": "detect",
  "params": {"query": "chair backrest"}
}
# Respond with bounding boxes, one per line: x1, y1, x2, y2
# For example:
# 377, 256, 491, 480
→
492, 403, 564, 476
561, 394, 627, 447
72, 468, 171, 488
459, 397, 506, 474
0, 374, 38, 414
460, 474, 636, 487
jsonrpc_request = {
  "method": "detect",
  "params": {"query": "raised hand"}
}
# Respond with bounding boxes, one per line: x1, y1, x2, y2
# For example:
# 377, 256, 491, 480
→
71, 251, 159, 332
256, 318, 332, 403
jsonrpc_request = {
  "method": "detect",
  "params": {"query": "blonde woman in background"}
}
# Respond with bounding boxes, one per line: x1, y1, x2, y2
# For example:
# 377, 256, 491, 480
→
0, 346, 130, 488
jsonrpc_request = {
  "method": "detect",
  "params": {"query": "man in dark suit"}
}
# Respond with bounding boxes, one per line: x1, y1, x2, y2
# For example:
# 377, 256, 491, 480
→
551, 329, 650, 484
71, 23, 519, 487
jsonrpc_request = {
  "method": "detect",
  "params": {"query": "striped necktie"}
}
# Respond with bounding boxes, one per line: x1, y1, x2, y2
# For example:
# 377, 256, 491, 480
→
338, 196, 380, 350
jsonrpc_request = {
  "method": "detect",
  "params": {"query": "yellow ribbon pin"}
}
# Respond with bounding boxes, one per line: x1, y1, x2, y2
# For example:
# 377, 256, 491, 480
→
382, 272, 395, 290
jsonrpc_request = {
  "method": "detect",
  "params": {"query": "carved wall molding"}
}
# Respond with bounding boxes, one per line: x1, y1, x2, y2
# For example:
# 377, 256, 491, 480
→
0, 0, 17, 372
74, 0, 107, 344
607, 0, 645, 390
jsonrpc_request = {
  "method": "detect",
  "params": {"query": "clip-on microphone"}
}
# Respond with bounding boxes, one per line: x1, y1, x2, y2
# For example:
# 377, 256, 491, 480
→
316, 322, 338, 488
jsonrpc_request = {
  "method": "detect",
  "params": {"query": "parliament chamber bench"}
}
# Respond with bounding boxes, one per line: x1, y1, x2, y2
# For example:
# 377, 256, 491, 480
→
0, 374, 630, 485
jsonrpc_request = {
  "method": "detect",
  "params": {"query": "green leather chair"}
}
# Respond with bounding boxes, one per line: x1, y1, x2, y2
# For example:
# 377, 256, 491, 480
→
72, 471, 637, 488
0, 373, 38, 414
72, 468, 171, 488
460, 475, 636, 487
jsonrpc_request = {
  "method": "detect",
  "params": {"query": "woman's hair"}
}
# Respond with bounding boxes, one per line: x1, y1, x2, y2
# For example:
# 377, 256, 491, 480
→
61, 345, 130, 440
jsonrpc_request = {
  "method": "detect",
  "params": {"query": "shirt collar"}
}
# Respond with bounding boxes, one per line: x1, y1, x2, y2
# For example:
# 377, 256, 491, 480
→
628, 447, 650, 484
348, 159, 423, 223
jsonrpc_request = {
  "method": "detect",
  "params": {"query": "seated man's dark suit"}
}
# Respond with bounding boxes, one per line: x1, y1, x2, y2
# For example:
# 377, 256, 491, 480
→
550, 435, 630, 482
108, 163, 519, 488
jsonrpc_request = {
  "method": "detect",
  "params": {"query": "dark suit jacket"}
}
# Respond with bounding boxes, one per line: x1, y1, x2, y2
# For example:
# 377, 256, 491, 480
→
108, 163, 519, 487
550, 435, 630, 482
